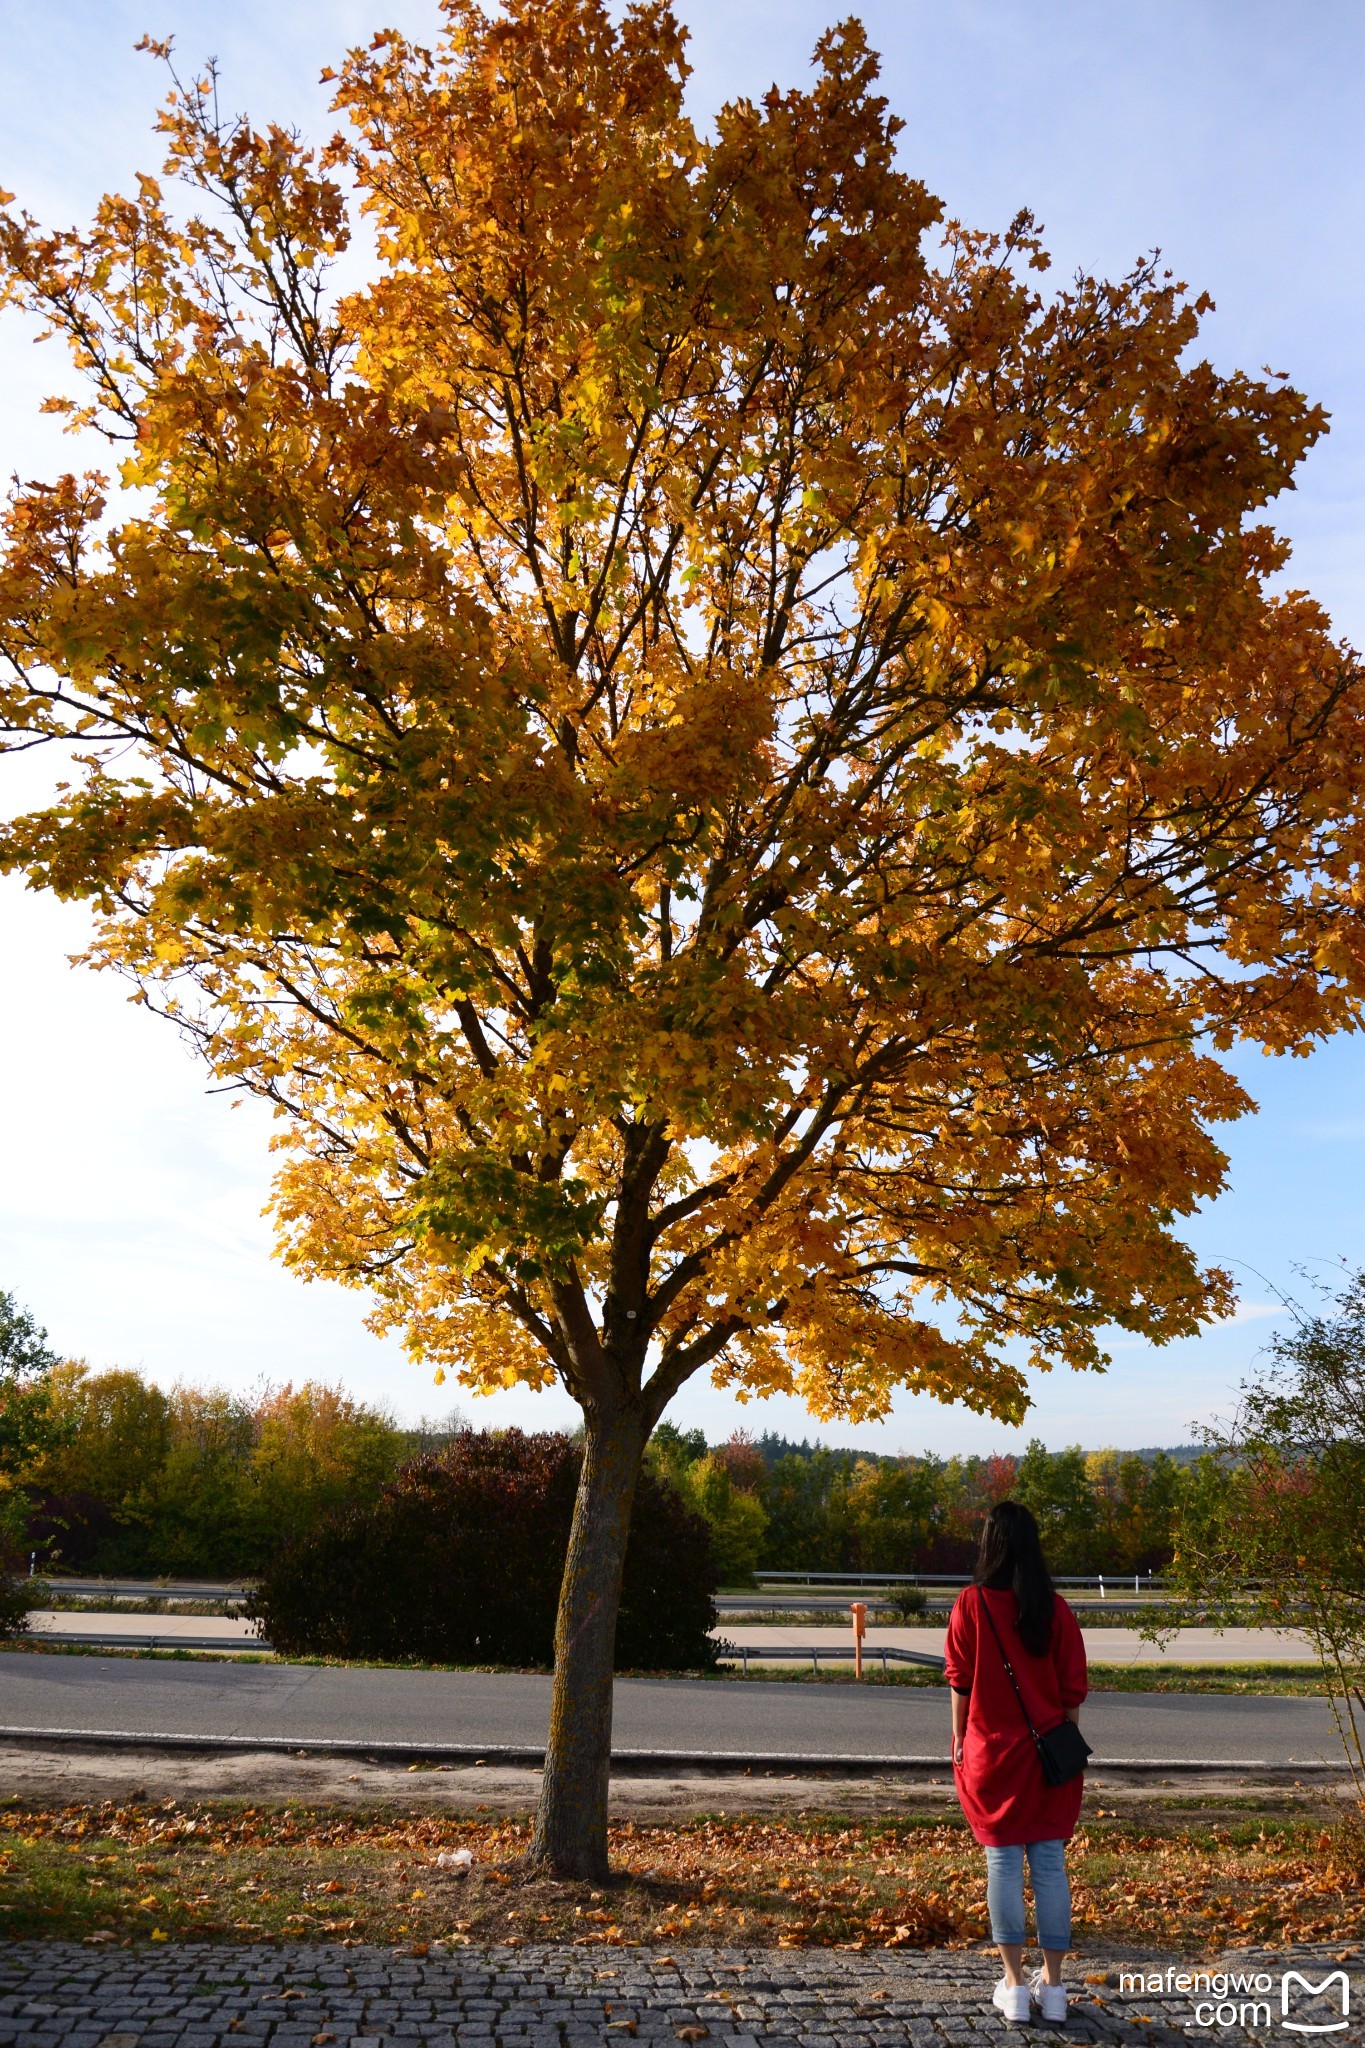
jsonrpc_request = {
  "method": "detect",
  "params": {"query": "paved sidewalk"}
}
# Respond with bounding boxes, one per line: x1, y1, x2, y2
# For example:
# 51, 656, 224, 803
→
0, 1942, 1357, 2048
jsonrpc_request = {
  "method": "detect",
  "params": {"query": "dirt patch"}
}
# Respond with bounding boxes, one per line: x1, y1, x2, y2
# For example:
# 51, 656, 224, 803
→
0, 1742, 964, 1818
0, 1742, 1350, 1828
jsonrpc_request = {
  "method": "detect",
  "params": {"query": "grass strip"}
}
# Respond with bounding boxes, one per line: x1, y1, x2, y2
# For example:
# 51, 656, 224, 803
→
0, 1640, 1332, 1693
712, 1663, 1328, 1693
0, 1798, 1358, 1953
1087, 1664, 1327, 1695
35, 1596, 240, 1617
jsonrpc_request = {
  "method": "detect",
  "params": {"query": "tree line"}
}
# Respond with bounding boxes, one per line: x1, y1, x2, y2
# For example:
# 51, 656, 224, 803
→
0, 1325, 1187, 1584
651, 1427, 1187, 1583
0, 1346, 440, 1578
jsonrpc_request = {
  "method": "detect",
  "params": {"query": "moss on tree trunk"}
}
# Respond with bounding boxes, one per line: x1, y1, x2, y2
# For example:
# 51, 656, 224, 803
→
529, 1402, 647, 1877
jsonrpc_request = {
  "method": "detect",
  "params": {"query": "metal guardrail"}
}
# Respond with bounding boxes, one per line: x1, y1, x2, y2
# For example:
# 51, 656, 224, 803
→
28, 1631, 268, 1652
719, 1597, 1172, 1617
754, 1571, 1167, 1590
38, 1578, 249, 1599
717, 1643, 946, 1677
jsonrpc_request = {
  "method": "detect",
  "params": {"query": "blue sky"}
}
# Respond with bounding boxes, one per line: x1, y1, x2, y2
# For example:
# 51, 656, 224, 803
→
2, 1, 1363, 1451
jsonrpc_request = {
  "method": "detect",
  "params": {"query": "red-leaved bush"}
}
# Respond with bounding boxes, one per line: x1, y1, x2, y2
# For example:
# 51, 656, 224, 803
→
249, 1428, 719, 1669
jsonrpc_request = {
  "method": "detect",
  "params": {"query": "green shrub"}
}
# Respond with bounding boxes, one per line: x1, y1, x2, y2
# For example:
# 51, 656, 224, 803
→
0, 1533, 32, 1641
0, 1576, 29, 1640
887, 1581, 928, 1622
249, 1428, 719, 1669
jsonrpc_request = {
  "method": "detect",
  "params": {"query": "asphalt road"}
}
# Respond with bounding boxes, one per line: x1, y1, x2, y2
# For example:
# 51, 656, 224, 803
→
0, 1651, 1350, 1767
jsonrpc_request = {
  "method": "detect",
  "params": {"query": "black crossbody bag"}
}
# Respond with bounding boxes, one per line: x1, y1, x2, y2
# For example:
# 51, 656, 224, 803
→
977, 1587, 1092, 1788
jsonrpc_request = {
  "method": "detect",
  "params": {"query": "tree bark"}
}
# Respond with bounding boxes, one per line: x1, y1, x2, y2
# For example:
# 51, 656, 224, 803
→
528, 1399, 648, 1877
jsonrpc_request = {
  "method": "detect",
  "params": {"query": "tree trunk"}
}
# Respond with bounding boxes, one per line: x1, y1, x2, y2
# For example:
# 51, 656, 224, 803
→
529, 1402, 647, 1877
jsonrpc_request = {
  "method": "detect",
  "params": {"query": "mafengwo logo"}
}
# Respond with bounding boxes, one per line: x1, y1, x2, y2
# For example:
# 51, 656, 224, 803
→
1119, 1966, 1352, 2032
1282, 1971, 1351, 2035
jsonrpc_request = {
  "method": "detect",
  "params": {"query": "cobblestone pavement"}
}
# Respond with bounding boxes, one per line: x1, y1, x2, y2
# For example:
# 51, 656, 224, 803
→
0, 1943, 1358, 2048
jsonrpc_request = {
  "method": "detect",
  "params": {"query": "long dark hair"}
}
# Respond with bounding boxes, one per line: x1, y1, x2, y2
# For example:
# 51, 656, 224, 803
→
974, 1500, 1055, 1656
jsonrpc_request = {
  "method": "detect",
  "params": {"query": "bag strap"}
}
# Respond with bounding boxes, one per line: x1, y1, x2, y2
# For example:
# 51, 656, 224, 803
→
976, 1586, 1042, 1746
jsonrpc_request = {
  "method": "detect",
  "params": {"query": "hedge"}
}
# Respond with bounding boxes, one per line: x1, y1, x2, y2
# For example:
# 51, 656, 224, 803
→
248, 1427, 719, 1669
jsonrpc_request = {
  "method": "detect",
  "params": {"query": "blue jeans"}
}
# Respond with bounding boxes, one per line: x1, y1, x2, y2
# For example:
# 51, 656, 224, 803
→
984, 1839, 1071, 1949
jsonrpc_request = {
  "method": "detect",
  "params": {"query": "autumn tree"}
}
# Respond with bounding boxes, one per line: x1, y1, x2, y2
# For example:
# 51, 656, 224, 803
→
0, 1290, 58, 1382
672, 1449, 768, 1584
0, 1289, 65, 1621
250, 1380, 405, 1531
1085, 1446, 1181, 1575
1165, 1274, 1365, 1796
27, 1367, 404, 1572
33, 1365, 173, 1522
1013, 1439, 1097, 1572
3, 0, 1365, 1873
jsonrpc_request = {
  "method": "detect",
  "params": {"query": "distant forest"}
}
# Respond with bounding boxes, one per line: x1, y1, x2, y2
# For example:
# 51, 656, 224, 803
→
648, 1423, 1192, 1582
747, 1432, 1205, 1468
6, 1357, 1202, 1583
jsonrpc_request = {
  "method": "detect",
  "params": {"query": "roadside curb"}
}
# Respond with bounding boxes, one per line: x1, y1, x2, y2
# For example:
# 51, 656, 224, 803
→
0, 1725, 1348, 1779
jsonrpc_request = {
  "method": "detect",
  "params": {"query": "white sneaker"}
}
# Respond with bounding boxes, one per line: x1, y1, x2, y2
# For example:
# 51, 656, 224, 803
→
1029, 1969, 1068, 2022
992, 1979, 1032, 2024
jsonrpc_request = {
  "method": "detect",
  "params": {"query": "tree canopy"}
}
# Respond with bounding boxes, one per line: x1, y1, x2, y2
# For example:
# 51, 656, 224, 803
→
0, 1289, 63, 1503
0, 1290, 58, 1384
4, 0, 1365, 1870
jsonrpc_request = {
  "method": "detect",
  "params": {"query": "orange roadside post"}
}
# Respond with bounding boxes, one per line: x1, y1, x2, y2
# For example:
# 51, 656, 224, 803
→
850, 1600, 867, 1679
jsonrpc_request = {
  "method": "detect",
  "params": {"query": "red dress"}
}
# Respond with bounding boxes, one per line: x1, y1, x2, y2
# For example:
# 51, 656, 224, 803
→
943, 1585, 1089, 1847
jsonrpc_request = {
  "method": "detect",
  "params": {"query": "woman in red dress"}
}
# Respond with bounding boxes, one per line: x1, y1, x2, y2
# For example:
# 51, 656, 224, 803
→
944, 1501, 1089, 2025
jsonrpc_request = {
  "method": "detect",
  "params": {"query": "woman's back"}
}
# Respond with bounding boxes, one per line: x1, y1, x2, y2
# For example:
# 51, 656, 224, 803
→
947, 1499, 1090, 2023
944, 1584, 1088, 1846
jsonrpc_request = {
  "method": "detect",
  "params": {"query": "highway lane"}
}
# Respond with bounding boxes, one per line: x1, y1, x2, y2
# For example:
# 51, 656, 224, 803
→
0, 1650, 1350, 1767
